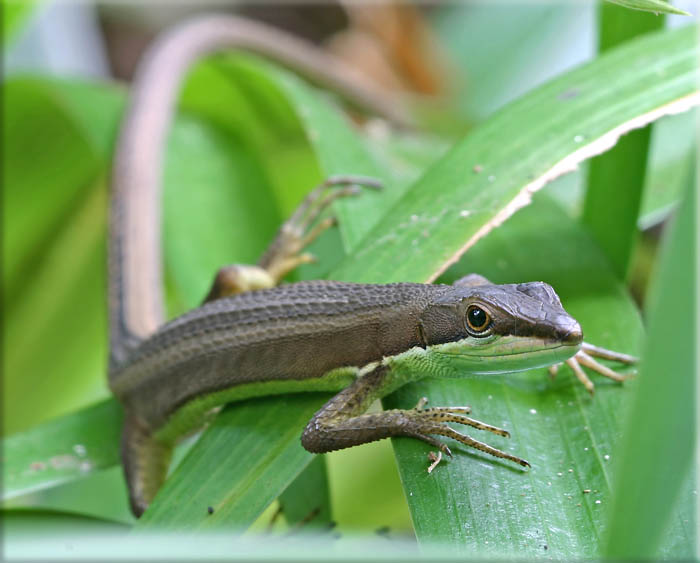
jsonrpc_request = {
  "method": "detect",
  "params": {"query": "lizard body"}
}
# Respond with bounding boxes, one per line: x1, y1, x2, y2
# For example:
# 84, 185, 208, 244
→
108, 15, 634, 517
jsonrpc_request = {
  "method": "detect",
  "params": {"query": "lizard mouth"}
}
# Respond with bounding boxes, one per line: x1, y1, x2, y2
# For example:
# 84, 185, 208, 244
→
431, 338, 581, 374
453, 341, 580, 359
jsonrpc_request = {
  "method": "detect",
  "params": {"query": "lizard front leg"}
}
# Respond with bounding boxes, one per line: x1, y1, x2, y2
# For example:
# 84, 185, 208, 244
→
301, 364, 529, 468
203, 175, 382, 302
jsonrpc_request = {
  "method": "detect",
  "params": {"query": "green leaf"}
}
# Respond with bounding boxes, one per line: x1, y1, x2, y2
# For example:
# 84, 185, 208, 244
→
2, 400, 121, 500
582, 2, 665, 279
3, 181, 109, 435
2, 79, 122, 434
330, 24, 699, 285
604, 163, 696, 558
2, 507, 129, 534
265, 65, 393, 251
639, 109, 696, 228
3, 80, 100, 293
278, 452, 332, 528
13, 465, 135, 525
134, 394, 327, 530
605, 0, 691, 16
179, 57, 321, 219
163, 114, 282, 308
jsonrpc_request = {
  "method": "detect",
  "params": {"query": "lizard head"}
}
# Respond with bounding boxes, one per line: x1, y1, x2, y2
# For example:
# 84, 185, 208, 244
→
420, 280, 582, 375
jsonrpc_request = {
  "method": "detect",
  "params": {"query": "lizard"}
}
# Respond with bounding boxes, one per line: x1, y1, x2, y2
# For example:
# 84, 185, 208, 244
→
108, 14, 636, 517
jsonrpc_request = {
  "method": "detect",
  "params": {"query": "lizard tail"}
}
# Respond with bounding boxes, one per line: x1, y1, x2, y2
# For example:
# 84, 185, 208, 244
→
121, 413, 173, 517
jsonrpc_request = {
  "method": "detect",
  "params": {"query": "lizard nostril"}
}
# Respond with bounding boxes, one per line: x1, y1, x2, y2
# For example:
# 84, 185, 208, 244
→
562, 321, 583, 345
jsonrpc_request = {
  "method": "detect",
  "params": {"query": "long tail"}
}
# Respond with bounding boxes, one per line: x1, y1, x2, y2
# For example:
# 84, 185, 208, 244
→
121, 414, 173, 517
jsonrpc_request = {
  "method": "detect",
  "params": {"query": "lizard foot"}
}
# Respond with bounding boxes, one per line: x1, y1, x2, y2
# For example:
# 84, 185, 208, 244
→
548, 342, 637, 395
405, 398, 529, 468
203, 176, 382, 302
257, 175, 383, 282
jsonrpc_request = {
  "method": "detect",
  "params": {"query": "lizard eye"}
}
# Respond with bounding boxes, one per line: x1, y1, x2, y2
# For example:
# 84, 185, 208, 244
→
466, 305, 491, 335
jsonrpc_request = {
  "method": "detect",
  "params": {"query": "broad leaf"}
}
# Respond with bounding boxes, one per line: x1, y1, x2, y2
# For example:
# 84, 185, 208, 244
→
582, 2, 664, 278
2, 399, 121, 500
604, 163, 696, 558
135, 395, 327, 530
639, 109, 696, 228
2, 79, 121, 434
278, 456, 332, 528
2, 507, 129, 534
330, 24, 699, 285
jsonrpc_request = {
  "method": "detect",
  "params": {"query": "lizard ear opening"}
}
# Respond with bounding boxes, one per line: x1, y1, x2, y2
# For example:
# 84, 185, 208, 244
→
417, 321, 428, 349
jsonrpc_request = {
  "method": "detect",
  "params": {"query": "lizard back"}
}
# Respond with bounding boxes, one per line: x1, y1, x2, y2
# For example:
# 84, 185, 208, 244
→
110, 280, 449, 428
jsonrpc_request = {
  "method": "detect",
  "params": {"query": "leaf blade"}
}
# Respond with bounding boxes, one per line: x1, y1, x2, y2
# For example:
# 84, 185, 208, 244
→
582, 2, 665, 279
134, 395, 327, 530
2, 400, 122, 501
330, 24, 699, 285
278, 456, 332, 529
603, 159, 697, 559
